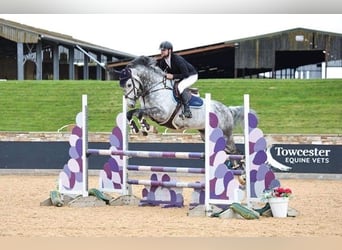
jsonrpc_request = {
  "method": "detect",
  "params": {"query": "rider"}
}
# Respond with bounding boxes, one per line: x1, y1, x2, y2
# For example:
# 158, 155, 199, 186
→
157, 41, 198, 118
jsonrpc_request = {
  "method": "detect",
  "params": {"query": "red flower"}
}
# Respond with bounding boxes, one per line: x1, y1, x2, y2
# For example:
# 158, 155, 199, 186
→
273, 187, 292, 198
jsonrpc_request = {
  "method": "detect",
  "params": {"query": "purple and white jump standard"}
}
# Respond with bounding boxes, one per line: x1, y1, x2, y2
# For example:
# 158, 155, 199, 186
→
58, 93, 280, 215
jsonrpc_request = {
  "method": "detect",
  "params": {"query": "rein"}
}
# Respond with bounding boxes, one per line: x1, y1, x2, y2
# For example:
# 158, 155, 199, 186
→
128, 73, 173, 101
145, 78, 173, 95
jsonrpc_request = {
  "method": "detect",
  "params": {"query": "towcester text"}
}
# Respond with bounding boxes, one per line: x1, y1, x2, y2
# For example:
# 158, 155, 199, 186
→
267, 144, 342, 174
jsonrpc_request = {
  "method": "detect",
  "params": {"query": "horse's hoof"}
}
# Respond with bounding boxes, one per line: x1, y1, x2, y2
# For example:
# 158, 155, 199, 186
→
142, 131, 148, 136
238, 175, 246, 185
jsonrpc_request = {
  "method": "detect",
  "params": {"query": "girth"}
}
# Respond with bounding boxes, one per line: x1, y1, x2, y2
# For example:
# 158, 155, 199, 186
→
159, 103, 182, 129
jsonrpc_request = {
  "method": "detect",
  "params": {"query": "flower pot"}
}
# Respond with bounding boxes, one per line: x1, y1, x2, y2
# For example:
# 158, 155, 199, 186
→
268, 197, 289, 218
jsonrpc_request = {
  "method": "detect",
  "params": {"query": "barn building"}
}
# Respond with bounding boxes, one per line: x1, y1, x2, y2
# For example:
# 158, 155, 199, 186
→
0, 18, 135, 80
108, 27, 342, 79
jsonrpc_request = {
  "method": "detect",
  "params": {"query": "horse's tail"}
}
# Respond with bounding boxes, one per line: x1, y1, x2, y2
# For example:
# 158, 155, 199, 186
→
229, 106, 257, 129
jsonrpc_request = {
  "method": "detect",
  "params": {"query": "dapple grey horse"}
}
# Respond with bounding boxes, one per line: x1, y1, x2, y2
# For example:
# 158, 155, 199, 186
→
119, 56, 249, 156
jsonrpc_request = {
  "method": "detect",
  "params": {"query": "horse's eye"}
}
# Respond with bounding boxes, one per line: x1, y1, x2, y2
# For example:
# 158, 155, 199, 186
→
127, 83, 132, 88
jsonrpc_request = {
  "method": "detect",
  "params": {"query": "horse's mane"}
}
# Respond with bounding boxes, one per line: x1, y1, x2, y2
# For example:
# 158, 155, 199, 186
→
128, 56, 156, 67
128, 56, 164, 76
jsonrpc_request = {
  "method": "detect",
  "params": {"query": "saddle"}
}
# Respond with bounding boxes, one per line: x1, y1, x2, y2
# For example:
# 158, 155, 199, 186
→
172, 82, 202, 107
160, 84, 203, 128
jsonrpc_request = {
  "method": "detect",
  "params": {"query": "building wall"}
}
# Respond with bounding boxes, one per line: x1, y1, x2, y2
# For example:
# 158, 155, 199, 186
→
235, 29, 342, 70
0, 56, 16, 79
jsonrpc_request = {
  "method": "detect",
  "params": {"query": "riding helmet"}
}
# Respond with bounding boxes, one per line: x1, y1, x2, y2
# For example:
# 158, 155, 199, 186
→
159, 41, 173, 50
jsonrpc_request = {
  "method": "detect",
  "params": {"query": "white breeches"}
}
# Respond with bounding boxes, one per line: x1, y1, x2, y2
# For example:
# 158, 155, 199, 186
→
177, 74, 198, 94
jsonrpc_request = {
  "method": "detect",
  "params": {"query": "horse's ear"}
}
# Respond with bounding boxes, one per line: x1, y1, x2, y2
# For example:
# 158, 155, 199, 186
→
105, 66, 121, 79
119, 67, 131, 87
105, 65, 121, 74
139, 56, 155, 67
140, 56, 150, 66
149, 56, 157, 66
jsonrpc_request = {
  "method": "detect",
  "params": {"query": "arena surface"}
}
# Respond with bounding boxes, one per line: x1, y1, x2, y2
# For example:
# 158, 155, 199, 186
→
0, 175, 341, 237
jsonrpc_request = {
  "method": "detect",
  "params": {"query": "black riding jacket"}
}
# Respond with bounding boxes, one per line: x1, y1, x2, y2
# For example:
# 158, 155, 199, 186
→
157, 53, 197, 80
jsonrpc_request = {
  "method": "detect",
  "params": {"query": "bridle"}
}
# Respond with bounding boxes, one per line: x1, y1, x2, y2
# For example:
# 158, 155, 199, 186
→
121, 67, 173, 102
124, 75, 142, 102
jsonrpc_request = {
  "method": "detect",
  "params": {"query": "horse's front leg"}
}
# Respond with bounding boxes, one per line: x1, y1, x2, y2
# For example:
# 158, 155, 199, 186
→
136, 107, 164, 136
128, 109, 150, 136
126, 109, 140, 134
127, 108, 159, 136
137, 112, 150, 136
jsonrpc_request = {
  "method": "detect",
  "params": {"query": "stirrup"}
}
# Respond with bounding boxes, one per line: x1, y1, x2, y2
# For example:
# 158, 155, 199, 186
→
179, 113, 192, 119
184, 111, 192, 118
180, 108, 192, 118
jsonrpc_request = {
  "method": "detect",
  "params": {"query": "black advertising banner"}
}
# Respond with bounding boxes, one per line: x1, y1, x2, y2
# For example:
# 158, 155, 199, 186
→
1, 141, 341, 174
267, 144, 342, 174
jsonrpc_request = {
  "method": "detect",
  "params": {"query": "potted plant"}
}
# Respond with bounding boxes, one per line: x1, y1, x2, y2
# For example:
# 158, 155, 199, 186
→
262, 187, 292, 218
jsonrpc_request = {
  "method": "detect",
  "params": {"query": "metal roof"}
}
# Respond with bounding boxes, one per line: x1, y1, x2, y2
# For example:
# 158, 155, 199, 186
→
0, 18, 136, 60
160, 27, 342, 57
224, 27, 342, 43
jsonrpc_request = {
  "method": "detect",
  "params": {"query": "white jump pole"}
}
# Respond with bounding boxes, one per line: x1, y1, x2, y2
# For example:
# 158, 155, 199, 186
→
82, 94, 89, 197
204, 93, 211, 213
244, 94, 251, 207
122, 95, 129, 195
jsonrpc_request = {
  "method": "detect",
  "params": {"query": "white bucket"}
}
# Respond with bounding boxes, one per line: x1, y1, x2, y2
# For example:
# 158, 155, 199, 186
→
269, 197, 289, 218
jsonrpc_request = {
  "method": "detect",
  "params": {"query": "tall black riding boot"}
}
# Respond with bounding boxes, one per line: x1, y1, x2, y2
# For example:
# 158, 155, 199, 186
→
180, 92, 192, 118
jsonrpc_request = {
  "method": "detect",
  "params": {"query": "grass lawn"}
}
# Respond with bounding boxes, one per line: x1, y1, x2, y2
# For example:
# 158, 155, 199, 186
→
0, 79, 341, 134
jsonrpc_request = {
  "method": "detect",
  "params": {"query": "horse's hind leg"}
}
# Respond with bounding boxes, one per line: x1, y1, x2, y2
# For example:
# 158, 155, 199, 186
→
223, 132, 246, 170
198, 129, 205, 142
223, 132, 239, 155
198, 128, 238, 154
225, 138, 242, 156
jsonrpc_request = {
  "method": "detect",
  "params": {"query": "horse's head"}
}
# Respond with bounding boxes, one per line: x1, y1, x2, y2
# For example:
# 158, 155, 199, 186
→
119, 56, 165, 108
119, 67, 142, 108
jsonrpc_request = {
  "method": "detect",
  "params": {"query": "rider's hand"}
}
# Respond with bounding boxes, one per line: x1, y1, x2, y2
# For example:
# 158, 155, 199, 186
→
166, 73, 173, 80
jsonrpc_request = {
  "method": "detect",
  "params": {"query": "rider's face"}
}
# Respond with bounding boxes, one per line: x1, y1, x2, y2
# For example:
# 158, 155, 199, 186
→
160, 49, 170, 58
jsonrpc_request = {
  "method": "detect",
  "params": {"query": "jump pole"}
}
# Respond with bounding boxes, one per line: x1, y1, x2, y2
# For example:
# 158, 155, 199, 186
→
122, 95, 129, 196
82, 94, 89, 197
204, 93, 211, 213
244, 94, 251, 207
